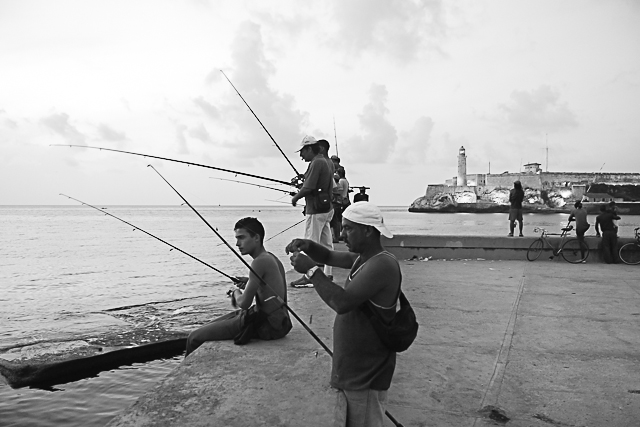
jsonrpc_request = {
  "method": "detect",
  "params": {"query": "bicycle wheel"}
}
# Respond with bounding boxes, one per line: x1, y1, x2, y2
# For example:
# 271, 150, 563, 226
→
561, 239, 589, 264
619, 243, 640, 265
527, 239, 544, 261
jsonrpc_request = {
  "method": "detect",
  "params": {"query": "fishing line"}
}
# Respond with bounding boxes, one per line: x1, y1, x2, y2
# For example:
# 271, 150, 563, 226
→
220, 70, 302, 180
149, 167, 404, 426
210, 177, 295, 195
147, 165, 333, 356
51, 144, 294, 187
59, 194, 237, 282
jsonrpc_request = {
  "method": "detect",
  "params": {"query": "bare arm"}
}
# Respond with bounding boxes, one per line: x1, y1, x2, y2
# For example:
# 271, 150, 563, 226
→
288, 250, 400, 314
291, 187, 313, 206
286, 238, 356, 269
234, 256, 270, 310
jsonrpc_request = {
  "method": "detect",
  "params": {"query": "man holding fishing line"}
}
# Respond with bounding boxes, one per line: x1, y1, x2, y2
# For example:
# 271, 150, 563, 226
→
186, 217, 292, 355
290, 136, 335, 287
286, 202, 401, 427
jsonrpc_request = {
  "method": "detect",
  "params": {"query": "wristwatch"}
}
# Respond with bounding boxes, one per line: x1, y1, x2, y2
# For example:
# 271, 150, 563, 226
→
305, 265, 320, 280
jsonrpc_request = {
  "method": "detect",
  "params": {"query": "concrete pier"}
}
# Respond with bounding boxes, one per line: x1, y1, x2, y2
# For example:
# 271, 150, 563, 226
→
107, 238, 640, 426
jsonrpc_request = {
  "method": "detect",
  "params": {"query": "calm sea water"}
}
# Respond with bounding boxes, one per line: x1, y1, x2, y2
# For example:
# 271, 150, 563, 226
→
1, 205, 638, 426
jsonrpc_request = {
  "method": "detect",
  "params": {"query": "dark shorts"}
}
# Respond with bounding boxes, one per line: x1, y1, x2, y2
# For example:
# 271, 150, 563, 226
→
509, 208, 523, 222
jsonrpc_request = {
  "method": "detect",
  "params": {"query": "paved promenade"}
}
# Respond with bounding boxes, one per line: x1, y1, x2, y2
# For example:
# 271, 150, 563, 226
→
108, 256, 640, 426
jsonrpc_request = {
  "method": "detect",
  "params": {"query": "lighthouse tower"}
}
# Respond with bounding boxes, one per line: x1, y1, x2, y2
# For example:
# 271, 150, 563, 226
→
457, 146, 467, 186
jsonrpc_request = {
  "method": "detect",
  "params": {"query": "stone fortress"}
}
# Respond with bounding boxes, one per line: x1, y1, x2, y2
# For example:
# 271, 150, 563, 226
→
410, 146, 640, 213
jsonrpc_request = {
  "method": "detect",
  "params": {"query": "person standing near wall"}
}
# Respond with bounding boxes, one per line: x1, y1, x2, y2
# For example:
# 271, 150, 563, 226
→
568, 201, 590, 262
508, 181, 525, 237
595, 204, 621, 264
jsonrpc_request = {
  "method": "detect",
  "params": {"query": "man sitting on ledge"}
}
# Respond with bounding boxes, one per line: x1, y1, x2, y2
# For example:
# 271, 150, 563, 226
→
186, 217, 292, 355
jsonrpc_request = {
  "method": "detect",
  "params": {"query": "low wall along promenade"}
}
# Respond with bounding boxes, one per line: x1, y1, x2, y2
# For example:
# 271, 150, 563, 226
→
382, 235, 635, 263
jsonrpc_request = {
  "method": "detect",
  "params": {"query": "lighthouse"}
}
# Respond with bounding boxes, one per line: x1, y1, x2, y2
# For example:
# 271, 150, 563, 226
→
457, 146, 467, 186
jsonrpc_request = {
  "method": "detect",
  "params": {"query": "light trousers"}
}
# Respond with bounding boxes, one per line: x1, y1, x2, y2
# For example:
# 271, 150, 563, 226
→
305, 210, 334, 276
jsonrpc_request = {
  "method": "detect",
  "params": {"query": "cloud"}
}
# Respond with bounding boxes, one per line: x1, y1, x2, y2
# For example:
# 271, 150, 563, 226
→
193, 96, 221, 121
188, 123, 212, 144
97, 123, 127, 142
345, 83, 398, 162
175, 122, 189, 154
499, 85, 578, 135
330, 0, 449, 62
392, 116, 434, 164
204, 21, 308, 164
40, 112, 86, 145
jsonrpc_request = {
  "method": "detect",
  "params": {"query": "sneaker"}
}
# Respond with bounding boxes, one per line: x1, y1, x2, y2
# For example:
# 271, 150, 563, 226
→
519, 233, 524, 237
290, 276, 313, 288
508, 233, 514, 237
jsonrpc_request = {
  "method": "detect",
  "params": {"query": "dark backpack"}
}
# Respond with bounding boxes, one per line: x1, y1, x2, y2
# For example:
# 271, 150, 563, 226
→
361, 291, 419, 353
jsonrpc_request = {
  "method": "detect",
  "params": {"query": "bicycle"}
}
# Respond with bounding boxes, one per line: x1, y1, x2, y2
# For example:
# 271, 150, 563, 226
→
619, 227, 640, 265
526, 223, 589, 263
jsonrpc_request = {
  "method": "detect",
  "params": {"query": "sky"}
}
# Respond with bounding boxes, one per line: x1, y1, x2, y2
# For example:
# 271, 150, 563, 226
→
1, 0, 639, 206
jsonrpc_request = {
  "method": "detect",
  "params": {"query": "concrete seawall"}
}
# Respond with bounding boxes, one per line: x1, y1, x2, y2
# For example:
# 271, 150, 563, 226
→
106, 239, 640, 427
382, 234, 635, 263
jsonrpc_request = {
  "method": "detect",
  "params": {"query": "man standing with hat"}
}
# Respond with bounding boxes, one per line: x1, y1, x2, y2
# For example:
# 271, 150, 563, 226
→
290, 135, 335, 286
286, 202, 402, 426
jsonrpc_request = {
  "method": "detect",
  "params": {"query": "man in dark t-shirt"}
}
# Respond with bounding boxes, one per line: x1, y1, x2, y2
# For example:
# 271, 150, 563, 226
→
290, 136, 335, 286
286, 202, 401, 426
595, 204, 621, 264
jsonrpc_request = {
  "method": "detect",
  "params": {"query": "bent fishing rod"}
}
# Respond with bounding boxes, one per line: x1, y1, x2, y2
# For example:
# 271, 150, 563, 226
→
51, 144, 296, 187
220, 70, 302, 180
148, 165, 332, 356
148, 166, 404, 427
59, 193, 238, 282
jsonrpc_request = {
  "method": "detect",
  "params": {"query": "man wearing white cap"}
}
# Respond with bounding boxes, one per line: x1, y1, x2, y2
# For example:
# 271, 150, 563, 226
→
290, 135, 335, 287
286, 202, 401, 427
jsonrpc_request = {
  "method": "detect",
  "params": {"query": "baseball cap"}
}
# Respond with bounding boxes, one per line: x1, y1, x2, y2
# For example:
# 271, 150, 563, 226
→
296, 135, 317, 152
342, 202, 393, 238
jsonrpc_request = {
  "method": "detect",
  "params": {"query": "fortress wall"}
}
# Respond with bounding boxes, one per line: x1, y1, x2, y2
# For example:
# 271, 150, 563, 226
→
425, 184, 447, 198
454, 186, 475, 193
593, 173, 640, 183
486, 174, 542, 189
541, 172, 640, 186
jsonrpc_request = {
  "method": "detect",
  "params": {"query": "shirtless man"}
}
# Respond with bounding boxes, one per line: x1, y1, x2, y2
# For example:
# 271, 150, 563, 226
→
186, 217, 291, 355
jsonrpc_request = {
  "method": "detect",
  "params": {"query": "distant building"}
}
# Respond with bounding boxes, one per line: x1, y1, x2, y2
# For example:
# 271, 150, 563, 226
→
457, 146, 467, 186
524, 163, 542, 174
425, 146, 640, 201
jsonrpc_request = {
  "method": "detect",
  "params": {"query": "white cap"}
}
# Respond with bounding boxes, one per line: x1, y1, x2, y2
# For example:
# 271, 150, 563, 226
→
342, 202, 393, 238
296, 135, 317, 151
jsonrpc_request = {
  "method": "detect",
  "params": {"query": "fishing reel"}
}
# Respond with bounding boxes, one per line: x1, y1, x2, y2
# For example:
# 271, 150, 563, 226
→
290, 174, 305, 189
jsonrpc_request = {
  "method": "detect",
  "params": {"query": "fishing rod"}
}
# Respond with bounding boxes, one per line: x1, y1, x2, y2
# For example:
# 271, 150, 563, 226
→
220, 70, 302, 179
148, 165, 404, 427
264, 218, 306, 243
210, 177, 295, 195
51, 144, 295, 187
147, 165, 332, 356
333, 116, 338, 158
59, 193, 238, 282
